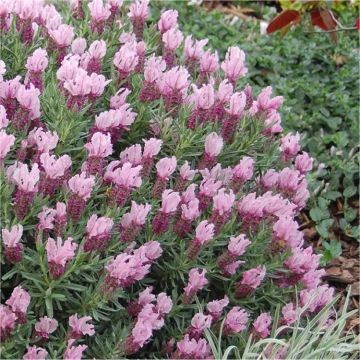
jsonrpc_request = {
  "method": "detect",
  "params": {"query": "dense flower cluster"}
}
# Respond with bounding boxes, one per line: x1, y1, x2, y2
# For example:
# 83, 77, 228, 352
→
0, 0, 332, 359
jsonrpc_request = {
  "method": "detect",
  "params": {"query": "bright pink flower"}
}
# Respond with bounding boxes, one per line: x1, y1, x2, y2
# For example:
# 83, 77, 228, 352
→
49, 24, 74, 47
106, 162, 142, 189
2, 224, 23, 248
15, 84, 40, 123
69, 314, 95, 338
158, 9, 178, 34
232, 156, 254, 184
206, 295, 229, 321
131, 320, 153, 348
295, 152, 313, 174
198, 178, 222, 211
35, 316, 58, 339
280, 132, 301, 161
39, 4, 62, 31
162, 27, 183, 52
23, 346, 48, 360
30, 128, 59, 154
121, 201, 151, 228
300, 285, 334, 313
221, 46, 247, 84
256, 86, 283, 113
128, 0, 149, 38
143, 55, 166, 85
156, 293, 173, 315
217, 79, 233, 103
156, 156, 177, 180
84, 214, 113, 251
120, 144, 142, 166
37, 206, 57, 231
187, 313, 212, 339
85, 132, 113, 158
204, 132, 223, 159
0, 60, 5, 81
68, 172, 96, 201
281, 302, 297, 325
0, 130, 15, 160
12, 162, 40, 192
88, 0, 111, 24
25, 48, 48, 73
184, 35, 208, 63
224, 307, 249, 334
40, 153, 72, 179
212, 188, 235, 216
242, 266, 266, 288
46, 236, 77, 269
200, 50, 219, 75
228, 234, 251, 257
181, 199, 200, 221
0, 305, 17, 341
71, 38, 87, 55
179, 161, 197, 181
0, 105, 9, 129
88, 39, 107, 60
143, 137, 163, 159
110, 88, 131, 109
237, 192, 264, 226
176, 334, 211, 359
113, 42, 139, 77
192, 83, 215, 110
194, 220, 215, 245
278, 168, 302, 194
260, 169, 279, 190
223, 260, 243, 276
183, 268, 208, 301
252, 313, 271, 338
64, 68, 91, 98
138, 286, 156, 307
226, 91, 246, 117
284, 246, 321, 277
264, 110, 283, 135
5, 286, 30, 323
272, 216, 303, 250
89, 73, 111, 98
158, 189, 180, 214
63, 340, 87, 360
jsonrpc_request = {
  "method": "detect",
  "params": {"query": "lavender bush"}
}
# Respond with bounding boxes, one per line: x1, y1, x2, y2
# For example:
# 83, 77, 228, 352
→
0, 0, 339, 358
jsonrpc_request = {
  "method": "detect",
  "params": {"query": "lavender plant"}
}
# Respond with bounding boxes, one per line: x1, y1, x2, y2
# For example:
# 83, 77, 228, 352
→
0, 0, 338, 359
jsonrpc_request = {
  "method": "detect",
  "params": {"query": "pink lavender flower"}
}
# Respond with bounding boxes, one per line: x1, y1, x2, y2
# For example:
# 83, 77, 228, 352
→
2, 224, 23, 263
63, 68, 91, 110
237, 192, 264, 229
120, 144, 142, 166
88, 73, 111, 101
235, 266, 266, 298
300, 285, 334, 313
183, 268, 208, 304
0, 105, 9, 129
198, 132, 223, 169
107, 0, 123, 21
184, 35, 208, 66
210, 188, 235, 233
5, 286, 30, 324
0, 60, 5, 82
140, 137, 163, 175
162, 27, 183, 68
83, 132, 112, 175
63, 339, 87, 360
206, 296, 229, 322
113, 42, 139, 85
281, 302, 297, 326
71, 37, 87, 55
186, 313, 212, 340
120, 201, 151, 242
105, 241, 162, 290
54, 202, 67, 237
222, 91, 246, 142
263, 110, 283, 135
158, 66, 190, 114
11, 162, 40, 220
217, 234, 250, 276
48, 24, 75, 64
46, 237, 77, 278
13, 0, 39, 44
252, 313, 271, 339
153, 156, 177, 198
213, 79, 233, 122
35, 316, 58, 340
88, 0, 111, 33
67, 172, 96, 222
86, 40, 107, 73
110, 88, 131, 109
0, 76, 21, 120
39, 153, 72, 196
255, 86, 283, 114
128, 0, 149, 39
25, 48, 48, 92
39, 4, 62, 31
36, 206, 57, 240
199, 50, 219, 79
158, 9, 178, 34
23, 346, 48, 360
0, 305, 17, 341
223, 307, 249, 335
198, 178, 222, 211
105, 162, 142, 207
30, 128, 59, 161
175, 161, 197, 191
127, 286, 156, 317
174, 335, 211, 359
174, 199, 200, 237
14, 84, 40, 130
0, 130, 15, 163
295, 152, 313, 174
260, 169, 279, 191
69, 314, 95, 339
280, 132, 301, 162
221, 46, 247, 85
272, 216, 303, 251
232, 156, 254, 191
187, 83, 215, 128
152, 189, 180, 234
187, 220, 215, 259
84, 214, 114, 252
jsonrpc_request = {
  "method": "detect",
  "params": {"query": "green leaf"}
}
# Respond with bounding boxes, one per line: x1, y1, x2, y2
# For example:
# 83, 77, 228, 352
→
316, 219, 334, 239
310, 207, 326, 222
323, 191, 342, 201
343, 186, 357, 198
